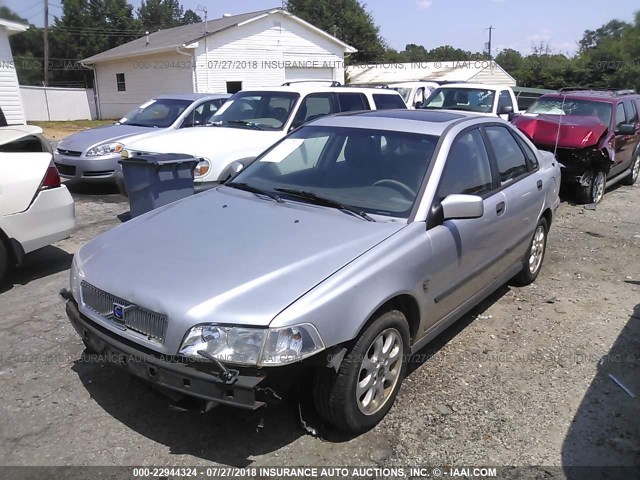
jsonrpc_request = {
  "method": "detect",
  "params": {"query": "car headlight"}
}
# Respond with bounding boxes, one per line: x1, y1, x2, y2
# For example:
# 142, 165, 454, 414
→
86, 142, 123, 157
194, 158, 210, 178
178, 323, 324, 366
69, 255, 84, 301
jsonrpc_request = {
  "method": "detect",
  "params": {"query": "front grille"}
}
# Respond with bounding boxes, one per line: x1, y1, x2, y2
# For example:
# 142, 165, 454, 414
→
54, 163, 76, 176
56, 148, 82, 157
80, 281, 168, 343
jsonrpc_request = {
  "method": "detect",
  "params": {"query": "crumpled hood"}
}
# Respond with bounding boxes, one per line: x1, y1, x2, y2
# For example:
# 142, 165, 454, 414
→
122, 127, 283, 180
513, 114, 608, 149
57, 124, 153, 152
75, 188, 403, 354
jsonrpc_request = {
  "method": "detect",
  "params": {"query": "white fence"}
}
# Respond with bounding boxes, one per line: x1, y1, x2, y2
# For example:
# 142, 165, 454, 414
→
20, 86, 97, 121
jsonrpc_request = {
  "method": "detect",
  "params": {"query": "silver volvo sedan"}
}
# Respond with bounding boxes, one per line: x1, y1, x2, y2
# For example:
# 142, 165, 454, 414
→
62, 110, 560, 433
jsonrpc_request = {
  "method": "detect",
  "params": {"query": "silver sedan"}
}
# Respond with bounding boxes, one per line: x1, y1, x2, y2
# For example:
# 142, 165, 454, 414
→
63, 109, 560, 433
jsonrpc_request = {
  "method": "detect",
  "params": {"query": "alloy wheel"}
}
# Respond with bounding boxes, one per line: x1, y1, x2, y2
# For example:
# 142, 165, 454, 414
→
356, 328, 403, 416
528, 224, 546, 275
592, 171, 606, 203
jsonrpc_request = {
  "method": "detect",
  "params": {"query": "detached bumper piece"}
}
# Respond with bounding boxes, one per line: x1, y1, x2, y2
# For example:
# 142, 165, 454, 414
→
65, 299, 265, 410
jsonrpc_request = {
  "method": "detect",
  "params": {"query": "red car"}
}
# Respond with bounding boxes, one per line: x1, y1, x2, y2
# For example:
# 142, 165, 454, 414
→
512, 88, 640, 203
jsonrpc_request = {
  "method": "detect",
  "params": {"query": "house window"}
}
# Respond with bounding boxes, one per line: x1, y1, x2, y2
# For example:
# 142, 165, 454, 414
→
226, 81, 242, 94
116, 73, 126, 92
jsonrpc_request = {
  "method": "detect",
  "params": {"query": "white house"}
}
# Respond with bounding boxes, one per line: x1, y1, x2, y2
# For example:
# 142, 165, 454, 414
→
347, 61, 516, 86
83, 8, 356, 119
0, 18, 28, 124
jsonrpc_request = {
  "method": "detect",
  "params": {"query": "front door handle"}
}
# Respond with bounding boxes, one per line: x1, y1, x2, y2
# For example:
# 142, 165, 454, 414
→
537, 179, 543, 191
496, 201, 505, 216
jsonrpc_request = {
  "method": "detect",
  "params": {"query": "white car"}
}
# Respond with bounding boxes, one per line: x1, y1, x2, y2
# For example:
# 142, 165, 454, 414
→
0, 125, 75, 283
422, 83, 521, 119
121, 84, 407, 191
387, 81, 439, 108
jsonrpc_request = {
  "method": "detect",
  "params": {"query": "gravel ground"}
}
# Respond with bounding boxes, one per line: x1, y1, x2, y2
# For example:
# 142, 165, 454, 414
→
0, 180, 638, 476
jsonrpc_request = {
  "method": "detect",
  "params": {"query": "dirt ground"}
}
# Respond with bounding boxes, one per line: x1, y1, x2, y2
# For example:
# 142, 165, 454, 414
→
29, 120, 114, 143
0, 179, 638, 477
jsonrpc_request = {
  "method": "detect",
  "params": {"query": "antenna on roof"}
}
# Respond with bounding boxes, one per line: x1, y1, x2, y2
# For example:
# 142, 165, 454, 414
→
552, 93, 566, 161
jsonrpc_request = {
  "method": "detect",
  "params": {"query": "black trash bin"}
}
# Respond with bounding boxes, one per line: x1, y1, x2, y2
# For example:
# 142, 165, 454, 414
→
119, 153, 199, 218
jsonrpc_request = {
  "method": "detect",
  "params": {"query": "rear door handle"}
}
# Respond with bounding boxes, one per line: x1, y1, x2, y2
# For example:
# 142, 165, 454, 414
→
496, 201, 505, 216
537, 180, 543, 191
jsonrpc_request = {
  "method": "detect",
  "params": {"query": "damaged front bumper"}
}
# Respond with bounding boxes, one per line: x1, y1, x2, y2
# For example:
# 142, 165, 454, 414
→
64, 297, 296, 410
540, 146, 611, 186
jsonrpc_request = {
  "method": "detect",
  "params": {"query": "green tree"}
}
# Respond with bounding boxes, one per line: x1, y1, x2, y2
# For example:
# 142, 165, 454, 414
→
286, 0, 386, 63
138, 0, 199, 31
495, 48, 523, 72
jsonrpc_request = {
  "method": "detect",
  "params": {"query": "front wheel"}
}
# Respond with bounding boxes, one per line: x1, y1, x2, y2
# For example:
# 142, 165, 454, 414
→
576, 169, 606, 204
621, 151, 640, 186
313, 310, 409, 433
512, 217, 548, 286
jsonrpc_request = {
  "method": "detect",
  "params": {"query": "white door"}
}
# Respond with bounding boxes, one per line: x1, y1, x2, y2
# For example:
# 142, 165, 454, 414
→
284, 67, 333, 83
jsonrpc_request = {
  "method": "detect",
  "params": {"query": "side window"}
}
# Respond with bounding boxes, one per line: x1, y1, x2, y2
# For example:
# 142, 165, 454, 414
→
497, 91, 513, 112
292, 93, 336, 128
623, 100, 638, 124
485, 126, 529, 184
337, 93, 369, 112
437, 129, 493, 201
615, 103, 627, 129
116, 73, 126, 92
513, 133, 539, 171
373, 94, 407, 110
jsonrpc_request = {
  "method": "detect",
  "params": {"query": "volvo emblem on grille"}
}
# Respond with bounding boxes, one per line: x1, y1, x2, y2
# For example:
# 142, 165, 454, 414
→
109, 303, 135, 325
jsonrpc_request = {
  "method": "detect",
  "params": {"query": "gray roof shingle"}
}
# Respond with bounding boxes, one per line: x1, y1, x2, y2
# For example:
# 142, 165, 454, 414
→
83, 8, 279, 64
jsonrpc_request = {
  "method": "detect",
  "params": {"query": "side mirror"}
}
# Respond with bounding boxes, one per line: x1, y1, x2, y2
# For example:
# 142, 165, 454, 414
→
498, 105, 514, 116
414, 100, 423, 109
441, 194, 484, 220
616, 123, 636, 135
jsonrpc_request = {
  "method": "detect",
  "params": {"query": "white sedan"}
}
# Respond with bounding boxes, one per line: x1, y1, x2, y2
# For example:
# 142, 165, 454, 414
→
0, 125, 75, 283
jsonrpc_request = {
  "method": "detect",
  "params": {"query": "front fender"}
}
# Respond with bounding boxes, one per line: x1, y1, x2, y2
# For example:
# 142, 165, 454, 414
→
270, 223, 430, 349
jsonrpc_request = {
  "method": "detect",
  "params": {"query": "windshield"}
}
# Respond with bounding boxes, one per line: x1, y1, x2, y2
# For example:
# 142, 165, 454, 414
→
119, 98, 192, 128
391, 87, 412, 103
423, 88, 496, 113
211, 92, 299, 131
527, 98, 612, 125
229, 126, 439, 218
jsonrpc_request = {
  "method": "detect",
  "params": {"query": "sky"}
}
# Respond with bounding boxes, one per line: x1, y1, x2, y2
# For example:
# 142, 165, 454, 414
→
3, 0, 639, 56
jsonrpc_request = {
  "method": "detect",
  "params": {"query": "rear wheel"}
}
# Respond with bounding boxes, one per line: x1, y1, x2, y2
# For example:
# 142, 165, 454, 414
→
0, 241, 7, 284
313, 310, 409, 433
621, 151, 640, 186
576, 169, 606, 204
513, 217, 548, 286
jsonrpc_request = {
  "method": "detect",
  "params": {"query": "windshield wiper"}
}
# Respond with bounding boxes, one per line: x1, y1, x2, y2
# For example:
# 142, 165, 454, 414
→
274, 188, 375, 222
207, 120, 264, 130
226, 182, 283, 203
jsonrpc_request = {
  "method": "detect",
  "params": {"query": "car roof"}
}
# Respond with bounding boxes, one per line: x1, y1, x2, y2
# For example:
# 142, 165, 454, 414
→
309, 109, 488, 136
154, 93, 231, 101
538, 91, 639, 103
436, 83, 511, 90
236, 85, 402, 95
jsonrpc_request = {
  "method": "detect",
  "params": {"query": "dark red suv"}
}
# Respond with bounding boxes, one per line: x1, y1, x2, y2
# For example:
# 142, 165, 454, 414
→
512, 88, 640, 203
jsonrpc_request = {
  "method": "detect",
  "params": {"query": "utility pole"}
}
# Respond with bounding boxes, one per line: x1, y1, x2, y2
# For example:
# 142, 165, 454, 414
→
44, 0, 49, 86
486, 25, 494, 60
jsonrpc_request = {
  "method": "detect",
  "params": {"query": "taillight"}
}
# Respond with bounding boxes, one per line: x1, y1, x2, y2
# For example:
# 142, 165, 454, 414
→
42, 162, 61, 189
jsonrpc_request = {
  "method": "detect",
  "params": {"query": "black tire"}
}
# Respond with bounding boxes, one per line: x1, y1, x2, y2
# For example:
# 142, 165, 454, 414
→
313, 310, 410, 433
0, 240, 7, 285
621, 150, 640, 186
512, 217, 548, 287
576, 169, 606, 204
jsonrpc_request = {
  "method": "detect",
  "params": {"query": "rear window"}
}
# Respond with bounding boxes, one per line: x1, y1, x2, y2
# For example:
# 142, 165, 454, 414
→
337, 93, 370, 112
373, 94, 407, 110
